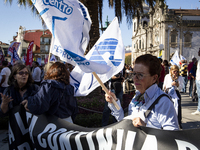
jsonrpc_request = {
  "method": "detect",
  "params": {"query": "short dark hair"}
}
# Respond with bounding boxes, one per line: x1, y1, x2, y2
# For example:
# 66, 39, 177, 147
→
163, 60, 169, 66
158, 58, 163, 63
33, 61, 39, 66
44, 62, 69, 85
2, 60, 8, 67
135, 54, 161, 84
8, 64, 33, 89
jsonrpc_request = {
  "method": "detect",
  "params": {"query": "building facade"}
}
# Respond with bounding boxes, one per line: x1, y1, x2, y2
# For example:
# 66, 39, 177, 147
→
10, 27, 57, 64
132, 2, 200, 62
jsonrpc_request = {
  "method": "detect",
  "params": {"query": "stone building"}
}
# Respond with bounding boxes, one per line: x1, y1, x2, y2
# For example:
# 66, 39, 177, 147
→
132, 2, 200, 62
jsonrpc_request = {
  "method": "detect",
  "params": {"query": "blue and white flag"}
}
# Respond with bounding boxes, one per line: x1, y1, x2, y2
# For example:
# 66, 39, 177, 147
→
170, 51, 181, 66
33, 0, 110, 73
70, 17, 125, 96
11, 48, 20, 65
180, 55, 186, 61
49, 54, 57, 62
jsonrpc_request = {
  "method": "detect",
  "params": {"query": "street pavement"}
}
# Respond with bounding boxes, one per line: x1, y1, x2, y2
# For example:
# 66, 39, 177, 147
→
0, 91, 200, 149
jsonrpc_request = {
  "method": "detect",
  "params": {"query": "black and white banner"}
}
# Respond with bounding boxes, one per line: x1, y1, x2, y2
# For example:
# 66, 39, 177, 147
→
9, 105, 199, 150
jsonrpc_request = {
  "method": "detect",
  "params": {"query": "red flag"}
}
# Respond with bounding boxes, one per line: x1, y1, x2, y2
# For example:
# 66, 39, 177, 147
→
26, 41, 34, 66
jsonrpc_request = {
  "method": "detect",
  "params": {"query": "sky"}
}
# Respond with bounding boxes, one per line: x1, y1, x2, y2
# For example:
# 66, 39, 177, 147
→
1, 0, 200, 47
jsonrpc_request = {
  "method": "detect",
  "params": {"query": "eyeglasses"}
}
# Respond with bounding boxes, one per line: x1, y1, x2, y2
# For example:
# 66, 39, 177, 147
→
132, 72, 150, 80
173, 70, 178, 73
17, 71, 29, 75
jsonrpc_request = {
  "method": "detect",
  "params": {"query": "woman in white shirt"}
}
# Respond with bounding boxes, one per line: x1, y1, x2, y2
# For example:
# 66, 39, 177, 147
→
163, 65, 184, 129
105, 54, 179, 130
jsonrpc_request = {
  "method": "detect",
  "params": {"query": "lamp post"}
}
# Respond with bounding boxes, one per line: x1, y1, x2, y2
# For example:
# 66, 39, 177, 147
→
100, 16, 110, 32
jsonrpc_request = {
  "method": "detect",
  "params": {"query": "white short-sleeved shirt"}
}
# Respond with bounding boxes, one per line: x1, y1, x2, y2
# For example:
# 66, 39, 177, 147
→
108, 84, 179, 130
1, 67, 11, 87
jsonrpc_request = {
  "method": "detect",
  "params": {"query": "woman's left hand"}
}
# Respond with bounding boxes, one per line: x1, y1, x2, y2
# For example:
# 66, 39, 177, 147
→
21, 100, 29, 111
132, 117, 146, 127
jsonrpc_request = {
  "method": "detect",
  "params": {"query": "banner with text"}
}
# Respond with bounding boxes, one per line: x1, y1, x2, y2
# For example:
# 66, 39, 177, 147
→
8, 105, 200, 150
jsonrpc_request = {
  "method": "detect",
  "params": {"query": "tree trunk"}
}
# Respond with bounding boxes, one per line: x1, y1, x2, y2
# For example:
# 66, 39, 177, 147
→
83, 0, 100, 54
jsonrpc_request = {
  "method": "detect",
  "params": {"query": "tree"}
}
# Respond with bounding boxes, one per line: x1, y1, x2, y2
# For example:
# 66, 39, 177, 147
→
4, 0, 165, 53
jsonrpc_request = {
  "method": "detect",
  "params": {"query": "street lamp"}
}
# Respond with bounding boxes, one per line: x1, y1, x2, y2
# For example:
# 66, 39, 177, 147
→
100, 16, 110, 32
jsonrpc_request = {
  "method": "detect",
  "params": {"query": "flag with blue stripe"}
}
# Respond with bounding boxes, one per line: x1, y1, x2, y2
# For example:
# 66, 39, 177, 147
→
33, 0, 111, 73
70, 17, 125, 96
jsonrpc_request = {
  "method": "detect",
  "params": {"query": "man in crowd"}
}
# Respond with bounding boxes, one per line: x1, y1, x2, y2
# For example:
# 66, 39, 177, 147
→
188, 57, 197, 98
192, 49, 200, 115
180, 59, 188, 93
32, 61, 41, 86
158, 58, 165, 89
0, 60, 11, 101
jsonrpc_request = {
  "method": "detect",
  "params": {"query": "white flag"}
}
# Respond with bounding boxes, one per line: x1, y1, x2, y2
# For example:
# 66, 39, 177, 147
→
170, 51, 181, 66
70, 17, 125, 96
33, 0, 110, 74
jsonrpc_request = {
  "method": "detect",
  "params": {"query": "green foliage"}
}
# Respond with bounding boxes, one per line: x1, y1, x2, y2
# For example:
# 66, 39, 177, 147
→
125, 55, 131, 65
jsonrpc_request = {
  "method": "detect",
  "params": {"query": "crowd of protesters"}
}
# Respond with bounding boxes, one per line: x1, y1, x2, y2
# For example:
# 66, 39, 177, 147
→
0, 53, 199, 135
0, 60, 78, 144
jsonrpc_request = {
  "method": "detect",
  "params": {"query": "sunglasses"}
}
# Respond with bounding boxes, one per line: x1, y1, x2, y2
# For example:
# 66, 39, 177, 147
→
17, 71, 29, 75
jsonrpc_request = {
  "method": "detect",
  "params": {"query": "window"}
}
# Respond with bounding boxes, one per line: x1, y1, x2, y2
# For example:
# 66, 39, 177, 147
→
41, 55, 45, 61
170, 29, 178, 48
142, 41, 144, 49
143, 21, 148, 28
22, 49, 26, 57
184, 32, 192, 47
139, 40, 141, 49
134, 22, 136, 31
44, 38, 49, 44
40, 45, 45, 52
45, 45, 49, 52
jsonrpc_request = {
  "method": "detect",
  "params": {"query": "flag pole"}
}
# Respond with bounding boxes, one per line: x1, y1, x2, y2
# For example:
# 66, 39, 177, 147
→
92, 72, 120, 110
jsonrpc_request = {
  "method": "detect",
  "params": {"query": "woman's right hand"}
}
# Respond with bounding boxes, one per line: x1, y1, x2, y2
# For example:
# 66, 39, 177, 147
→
0, 93, 13, 105
0, 93, 13, 114
105, 90, 117, 103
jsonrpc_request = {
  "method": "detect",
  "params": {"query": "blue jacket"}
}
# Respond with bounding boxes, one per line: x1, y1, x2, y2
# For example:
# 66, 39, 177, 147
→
27, 80, 78, 119
0, 84, 39, 117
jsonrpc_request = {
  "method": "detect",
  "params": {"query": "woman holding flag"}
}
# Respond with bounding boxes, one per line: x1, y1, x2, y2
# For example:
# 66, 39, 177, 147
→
105, 54, 179, 130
